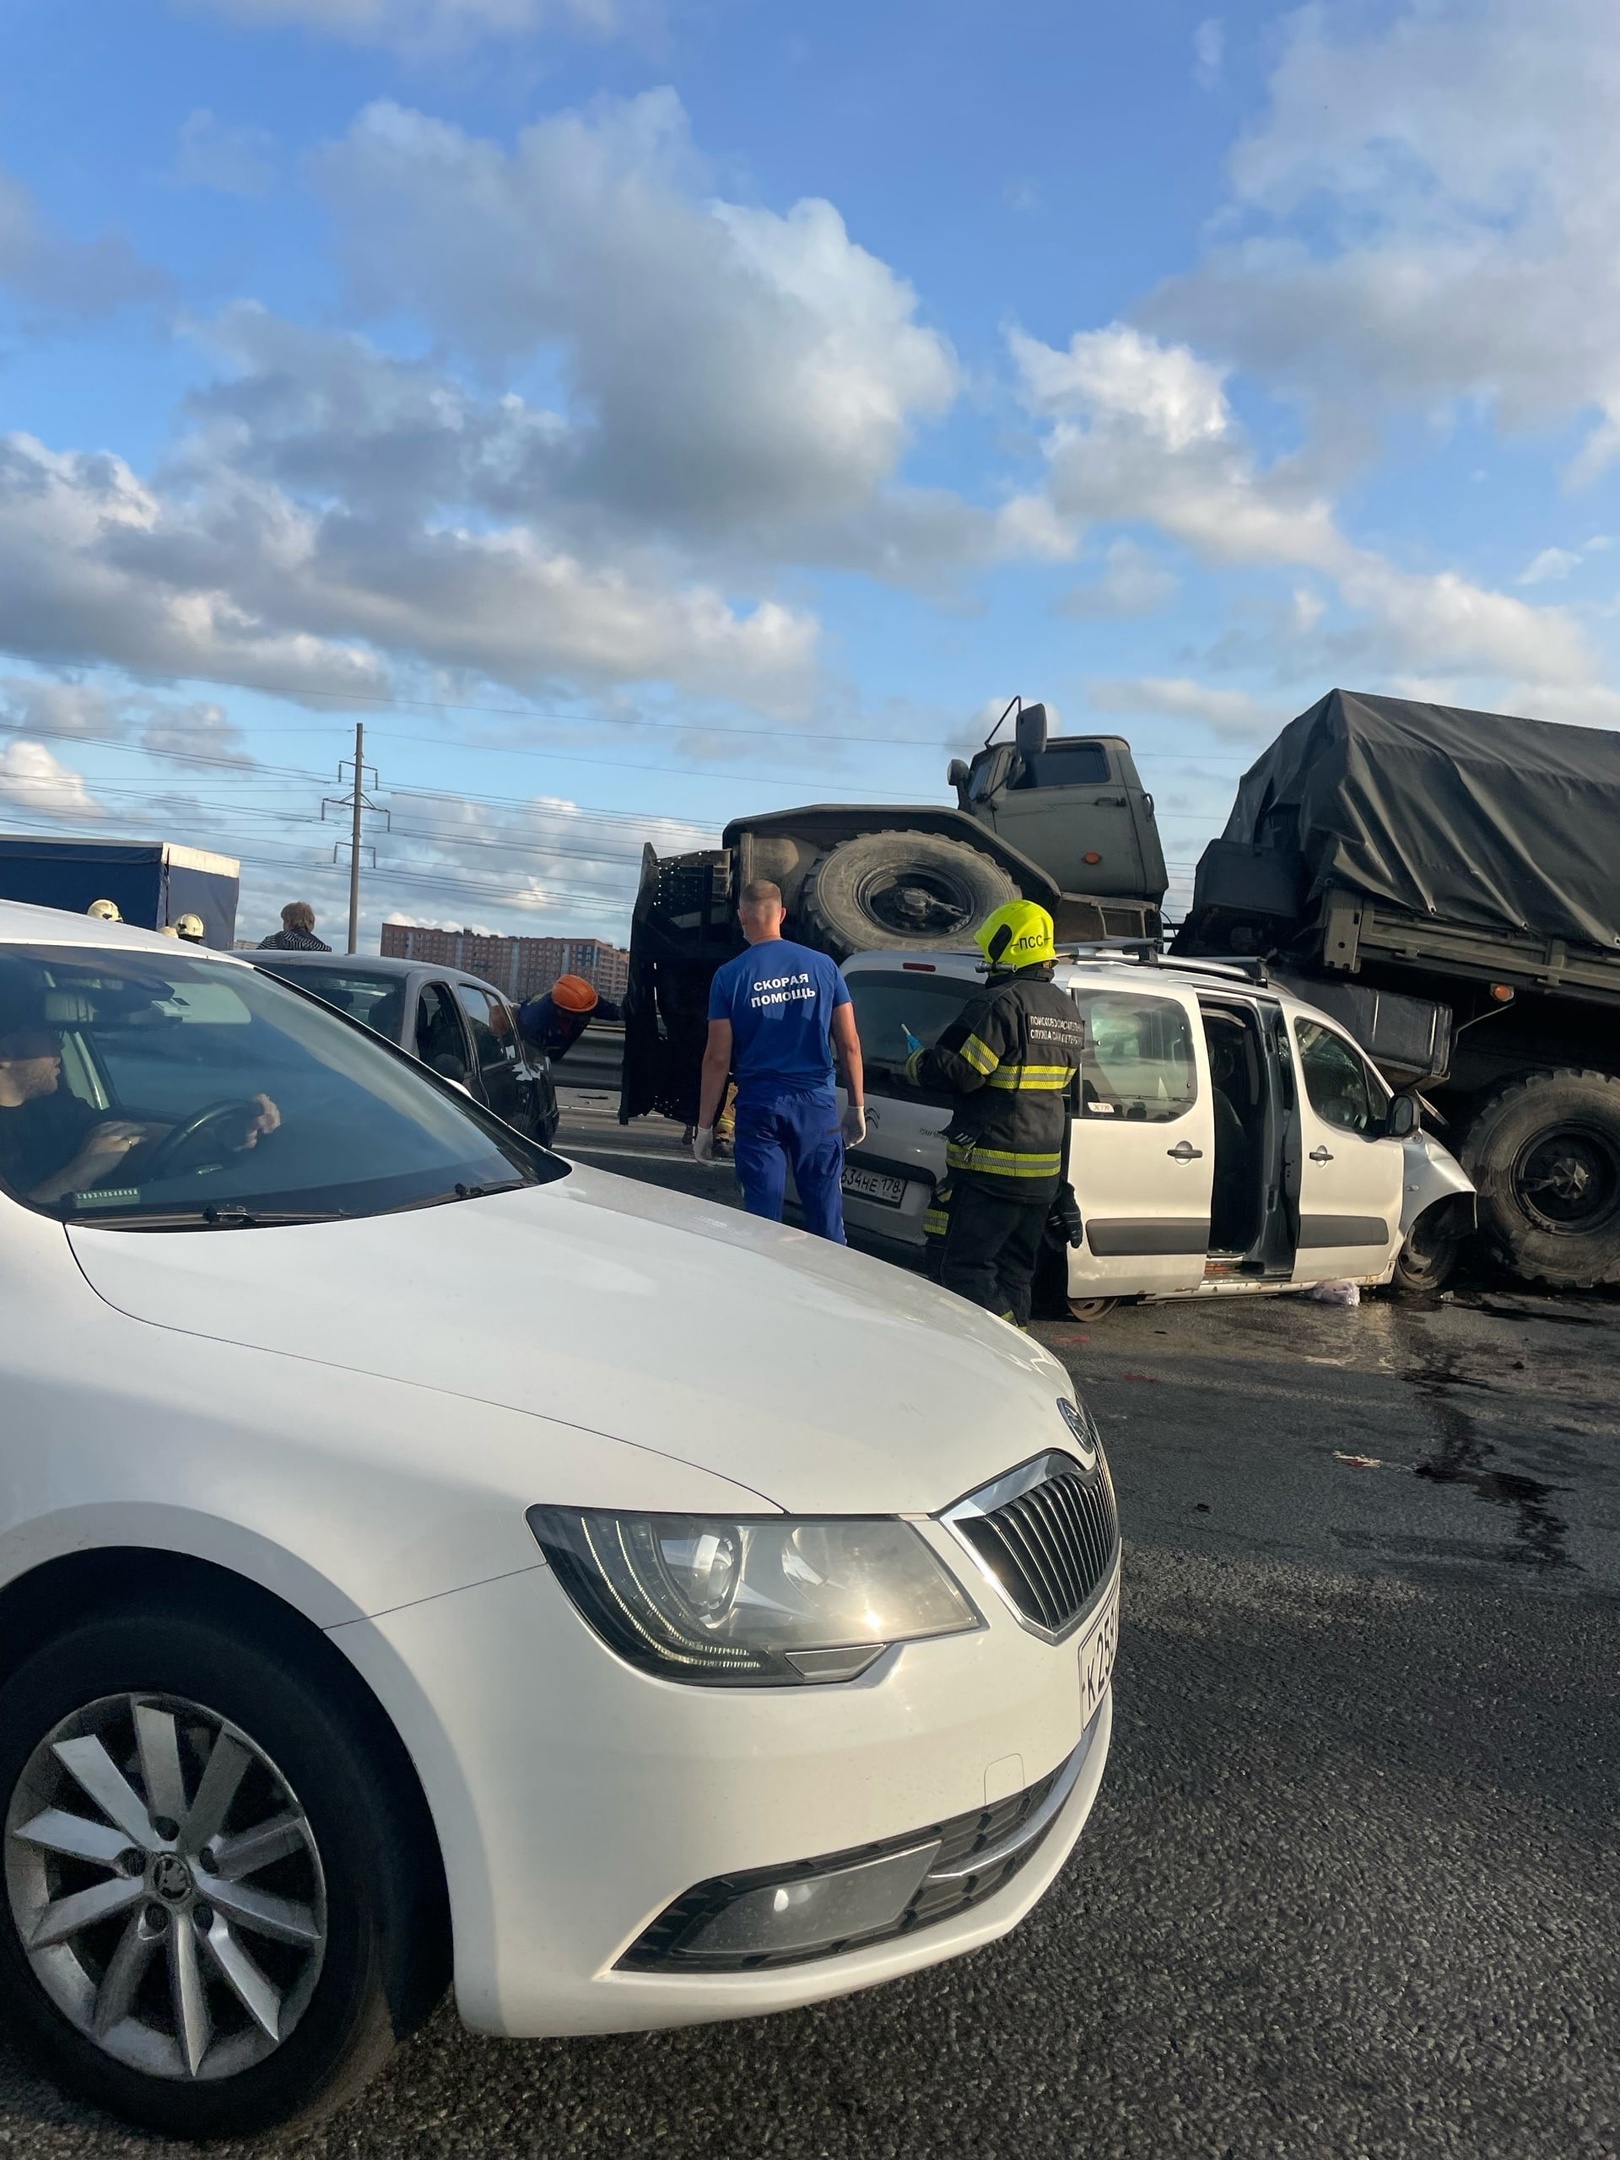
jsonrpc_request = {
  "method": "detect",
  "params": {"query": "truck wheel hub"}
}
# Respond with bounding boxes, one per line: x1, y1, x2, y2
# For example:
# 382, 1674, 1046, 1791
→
1514, 1125, 1620, 1232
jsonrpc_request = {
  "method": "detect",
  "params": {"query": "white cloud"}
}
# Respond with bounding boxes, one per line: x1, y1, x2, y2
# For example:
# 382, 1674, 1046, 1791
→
141, 699, 255, 766
1015, 323, 1230, 454
0, 678, 122, 738
379, 792, 709, 932
174, 110, 276, 197
316, 94, 959, 539
0, 434, 390, 703
1059, 538, 1179, 619
1194, 18, 1223, 92
0, 675, 259, 772
0, 415, 814, 710
0, 169, 165, 322
1146, 0, 1620, 484
1011, 322, 1595, 688
0, 741, 101, 818
1088, 676, 1277, 740
1518, 546, 1581, 586
180, 0, 630, 51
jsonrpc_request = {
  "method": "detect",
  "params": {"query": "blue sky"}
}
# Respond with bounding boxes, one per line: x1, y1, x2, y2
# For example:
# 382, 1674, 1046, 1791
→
2, 0, 1618, 944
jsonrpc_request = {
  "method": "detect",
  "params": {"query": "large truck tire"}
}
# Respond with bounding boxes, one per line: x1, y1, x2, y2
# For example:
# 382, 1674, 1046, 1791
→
800, 831, 1018, 955
1460, 1069, 1620, 1289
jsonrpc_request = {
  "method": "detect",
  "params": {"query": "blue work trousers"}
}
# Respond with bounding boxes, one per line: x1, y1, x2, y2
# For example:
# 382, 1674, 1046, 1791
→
733, 1084, 846, 1243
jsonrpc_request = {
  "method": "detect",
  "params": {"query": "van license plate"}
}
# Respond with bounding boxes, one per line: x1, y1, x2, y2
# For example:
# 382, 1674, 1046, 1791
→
1078, 1580, 1119, 1722
843, 1165, 906, 1205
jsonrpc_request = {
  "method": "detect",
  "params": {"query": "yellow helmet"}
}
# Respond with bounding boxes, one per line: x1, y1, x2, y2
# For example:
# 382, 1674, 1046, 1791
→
174, 913, 206, 942
976, 899, 1055, 969
86, 898, 122, 923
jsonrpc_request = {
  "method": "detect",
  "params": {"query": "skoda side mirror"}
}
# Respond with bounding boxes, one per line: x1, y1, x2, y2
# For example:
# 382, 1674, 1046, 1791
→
1389, 1093, 1417, 1138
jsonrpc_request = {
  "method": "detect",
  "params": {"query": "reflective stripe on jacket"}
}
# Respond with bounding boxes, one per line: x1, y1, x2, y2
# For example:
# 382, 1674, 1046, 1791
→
909, 965, 1083, 1199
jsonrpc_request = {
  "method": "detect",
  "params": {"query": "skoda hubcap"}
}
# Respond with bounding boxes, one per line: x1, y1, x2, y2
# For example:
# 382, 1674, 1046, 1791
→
5, 1693, 327, 2082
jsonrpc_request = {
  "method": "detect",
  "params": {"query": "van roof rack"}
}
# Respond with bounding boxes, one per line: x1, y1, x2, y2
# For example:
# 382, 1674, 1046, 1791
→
1055, 943, 1272, 987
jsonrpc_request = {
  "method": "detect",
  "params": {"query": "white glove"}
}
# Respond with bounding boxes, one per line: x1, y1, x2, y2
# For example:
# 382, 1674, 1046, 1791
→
691, 1126, 716, 1163
840, 1102, 868, 1148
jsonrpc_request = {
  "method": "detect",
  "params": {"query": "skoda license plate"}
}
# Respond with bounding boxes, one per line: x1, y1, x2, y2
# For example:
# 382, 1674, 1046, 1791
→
843, 1165, 905, 1206
1078, 1579, 1119, 1722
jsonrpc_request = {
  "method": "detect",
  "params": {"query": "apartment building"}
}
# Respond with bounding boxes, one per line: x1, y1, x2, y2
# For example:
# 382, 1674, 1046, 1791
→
380, 924, 631, 1004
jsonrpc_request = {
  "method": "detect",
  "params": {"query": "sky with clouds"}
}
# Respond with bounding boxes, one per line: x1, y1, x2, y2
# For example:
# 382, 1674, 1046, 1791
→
3, 0, 1619, 943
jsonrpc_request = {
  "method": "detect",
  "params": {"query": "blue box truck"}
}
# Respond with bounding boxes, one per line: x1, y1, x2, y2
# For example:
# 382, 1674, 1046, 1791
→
0, 836, 241, 949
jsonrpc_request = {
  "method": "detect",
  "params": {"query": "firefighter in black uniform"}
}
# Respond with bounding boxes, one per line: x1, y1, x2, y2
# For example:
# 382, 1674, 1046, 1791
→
905, 901, 1083, 1326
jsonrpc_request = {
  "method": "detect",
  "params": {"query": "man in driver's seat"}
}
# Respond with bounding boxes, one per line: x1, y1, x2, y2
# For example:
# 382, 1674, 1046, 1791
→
0, 1027, 278, 1206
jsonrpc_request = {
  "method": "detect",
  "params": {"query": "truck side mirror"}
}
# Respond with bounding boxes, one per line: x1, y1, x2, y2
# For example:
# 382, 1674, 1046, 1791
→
1014, 703, 1049, 758
947, 759, 970, 792
1389, 1093, 1417, 1137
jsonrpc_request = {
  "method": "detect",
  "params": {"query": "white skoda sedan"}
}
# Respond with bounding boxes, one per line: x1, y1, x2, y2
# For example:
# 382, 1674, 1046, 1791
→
0, 901, 1118, 2139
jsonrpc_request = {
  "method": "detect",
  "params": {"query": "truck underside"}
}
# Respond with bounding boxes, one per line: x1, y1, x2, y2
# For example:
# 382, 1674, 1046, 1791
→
621, 742, 1166, 1126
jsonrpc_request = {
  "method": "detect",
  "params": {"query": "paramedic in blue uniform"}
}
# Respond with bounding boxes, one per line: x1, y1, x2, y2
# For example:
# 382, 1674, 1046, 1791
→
693, 879, 866, 1242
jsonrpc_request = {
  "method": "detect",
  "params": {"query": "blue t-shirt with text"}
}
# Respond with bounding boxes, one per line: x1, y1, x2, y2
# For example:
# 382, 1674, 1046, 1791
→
708, 939, 850, 1096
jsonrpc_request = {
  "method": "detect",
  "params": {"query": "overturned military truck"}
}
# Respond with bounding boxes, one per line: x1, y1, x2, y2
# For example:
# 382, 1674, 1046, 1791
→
1176, 688, 1620, 1291
620, 702, 1167, 1128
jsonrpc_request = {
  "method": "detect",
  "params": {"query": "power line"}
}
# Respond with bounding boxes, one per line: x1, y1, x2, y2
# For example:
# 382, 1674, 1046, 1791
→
238, 683, 978, 752
0, 714, 929, 805
0, 800, 643, 916
0, 771, 705, 869
143, 679, 1270, 766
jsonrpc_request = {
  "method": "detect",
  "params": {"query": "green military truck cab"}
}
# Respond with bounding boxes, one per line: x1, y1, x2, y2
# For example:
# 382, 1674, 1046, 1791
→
948, 702, 1168, 910
620, 699, 1169, 1127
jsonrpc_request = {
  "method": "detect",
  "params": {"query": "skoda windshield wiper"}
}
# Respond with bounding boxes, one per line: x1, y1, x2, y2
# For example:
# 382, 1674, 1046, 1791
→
78, 1205, 350, 1230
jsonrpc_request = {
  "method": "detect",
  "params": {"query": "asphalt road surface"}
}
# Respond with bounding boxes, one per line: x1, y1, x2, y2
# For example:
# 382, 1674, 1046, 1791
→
7, 1098, 1616, 2158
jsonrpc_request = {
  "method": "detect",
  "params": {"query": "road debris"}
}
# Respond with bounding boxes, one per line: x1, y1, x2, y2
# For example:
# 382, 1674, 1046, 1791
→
1307, 1281, 1362, 1306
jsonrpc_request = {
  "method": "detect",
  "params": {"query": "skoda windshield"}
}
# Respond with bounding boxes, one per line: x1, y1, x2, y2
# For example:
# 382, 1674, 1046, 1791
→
0, 945, 561, 1228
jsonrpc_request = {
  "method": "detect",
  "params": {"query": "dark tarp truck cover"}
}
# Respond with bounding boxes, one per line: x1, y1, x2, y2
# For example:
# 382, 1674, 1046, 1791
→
1223, 689, 1620, 951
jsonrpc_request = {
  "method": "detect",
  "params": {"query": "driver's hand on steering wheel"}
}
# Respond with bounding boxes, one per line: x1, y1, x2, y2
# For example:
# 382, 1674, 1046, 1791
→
231, 1093, 281, 1150
78, 1120, 164, 1167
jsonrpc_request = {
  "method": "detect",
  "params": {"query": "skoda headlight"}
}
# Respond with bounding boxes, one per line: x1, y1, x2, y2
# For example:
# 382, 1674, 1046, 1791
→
527, 1508, 981, 1685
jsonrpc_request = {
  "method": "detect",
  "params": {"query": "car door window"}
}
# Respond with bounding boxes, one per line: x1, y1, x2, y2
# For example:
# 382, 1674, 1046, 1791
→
493, 997, 529, 1063
416, 982, 468, 1072
258, 966, 404, 1042
456, 985, 516, 1078
1072, 991, 1198, 1123
1294, 1020, 1389, 1136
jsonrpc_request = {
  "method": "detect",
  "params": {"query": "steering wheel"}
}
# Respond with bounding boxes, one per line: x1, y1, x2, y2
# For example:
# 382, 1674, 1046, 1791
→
142, 1098, 267, 1181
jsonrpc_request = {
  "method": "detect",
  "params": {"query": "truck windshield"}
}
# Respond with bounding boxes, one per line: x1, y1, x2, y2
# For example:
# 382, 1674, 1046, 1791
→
0, 945, 560, 1229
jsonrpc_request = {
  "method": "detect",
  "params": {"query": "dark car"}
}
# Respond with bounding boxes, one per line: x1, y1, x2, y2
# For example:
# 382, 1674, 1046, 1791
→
247, 951, 559, 1146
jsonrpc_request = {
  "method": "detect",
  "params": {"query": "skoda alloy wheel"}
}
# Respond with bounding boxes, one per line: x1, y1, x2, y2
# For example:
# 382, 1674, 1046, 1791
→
5, 1692, 327, 2085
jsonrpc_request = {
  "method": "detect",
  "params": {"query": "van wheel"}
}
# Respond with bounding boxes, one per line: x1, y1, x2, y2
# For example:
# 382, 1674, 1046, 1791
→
0, 1605, 439, 2139
801, 832, 1017, 955
1064, 1296, 1117, 1322
1390, 1206, 1461, 1297
1461, 1070, 1620, 1289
